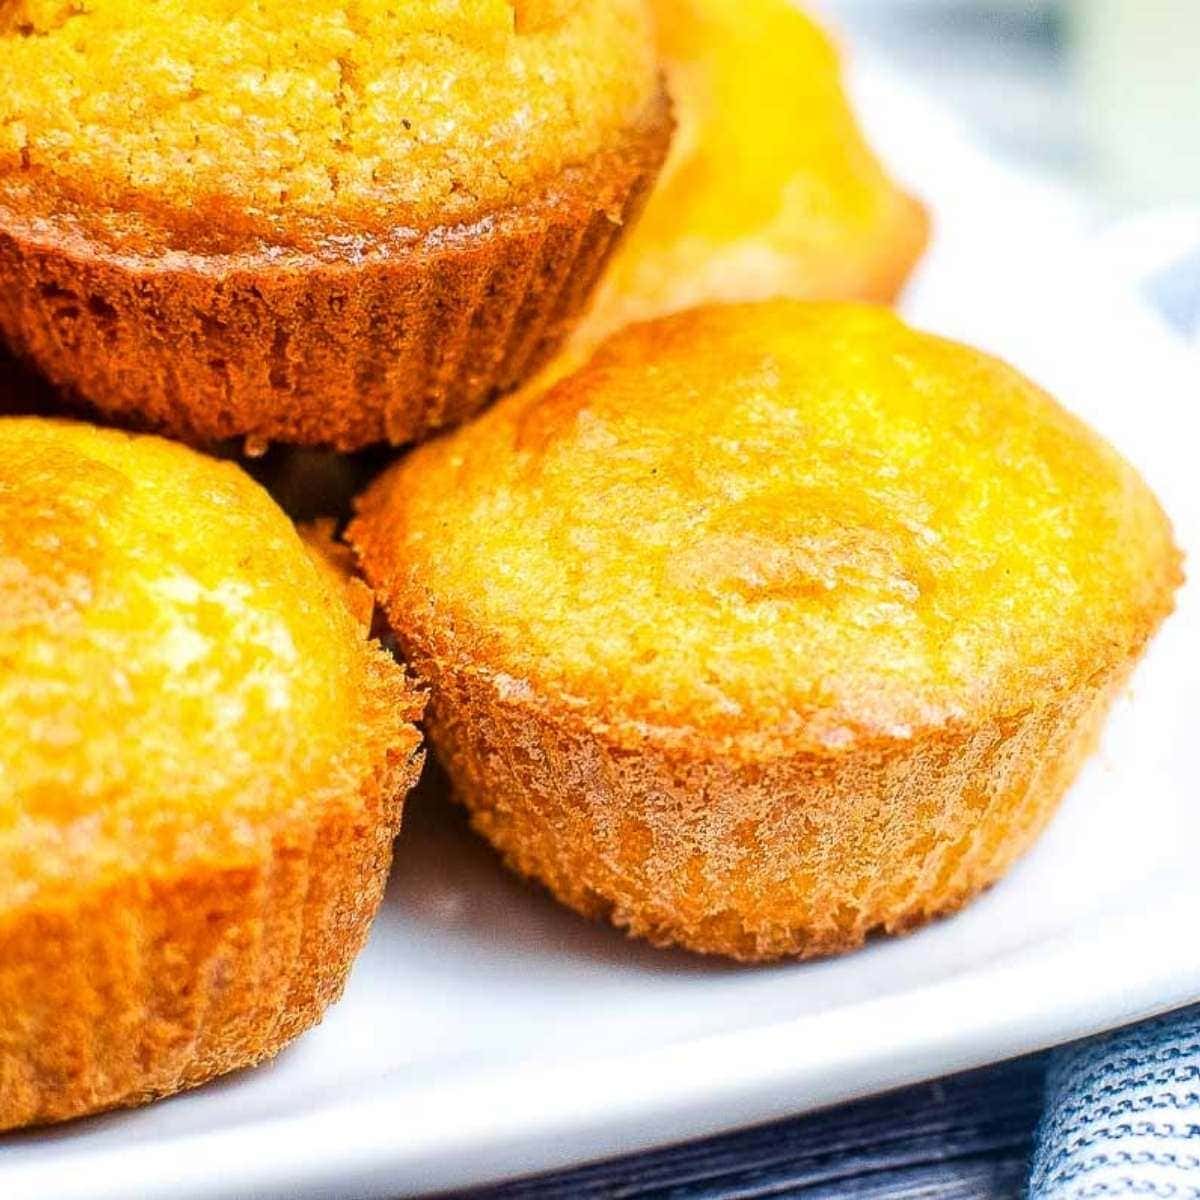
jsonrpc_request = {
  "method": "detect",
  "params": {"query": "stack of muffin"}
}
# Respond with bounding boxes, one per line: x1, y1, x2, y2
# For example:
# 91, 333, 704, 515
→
0, 0, 1181, 1132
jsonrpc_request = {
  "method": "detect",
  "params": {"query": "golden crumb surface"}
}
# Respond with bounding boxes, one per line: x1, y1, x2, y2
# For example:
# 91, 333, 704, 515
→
355, 302, 1179, 755
0, 417, 424, 1128
352, 301, 1181, 960
0, 0, 658, 239
0, 417, 420, 905
577, 0, 929, 342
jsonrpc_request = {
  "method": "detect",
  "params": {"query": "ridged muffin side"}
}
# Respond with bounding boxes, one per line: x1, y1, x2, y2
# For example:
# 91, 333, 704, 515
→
371, 633, 1127, 961
350, 301, 1181, 962
0, 651, 417, 1129
0, 93, 670, 451
0, 0, 670, 450
0, 419, 424, 1130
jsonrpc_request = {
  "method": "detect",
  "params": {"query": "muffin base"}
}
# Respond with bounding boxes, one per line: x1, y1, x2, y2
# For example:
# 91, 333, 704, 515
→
0, 92, 671, 452
411, 653, 1131, 963
0, 655, 423, 1132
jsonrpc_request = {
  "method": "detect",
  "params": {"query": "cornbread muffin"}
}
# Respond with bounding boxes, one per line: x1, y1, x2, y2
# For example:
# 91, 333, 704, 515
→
0, 0, 668, 451
576, 0, 929, 345
351, 301, 1181, 962
0, 418, 423, 1130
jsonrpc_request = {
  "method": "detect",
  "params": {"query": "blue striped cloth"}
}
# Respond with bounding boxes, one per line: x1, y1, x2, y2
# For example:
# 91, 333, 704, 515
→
1030, 1006, 1200, 1200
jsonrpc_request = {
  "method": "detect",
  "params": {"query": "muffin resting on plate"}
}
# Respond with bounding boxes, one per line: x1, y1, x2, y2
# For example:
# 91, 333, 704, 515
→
0, 418, 423, 1130
577, 0, 929, 344
351, 301, 1180, 962
0, 0, 668, 451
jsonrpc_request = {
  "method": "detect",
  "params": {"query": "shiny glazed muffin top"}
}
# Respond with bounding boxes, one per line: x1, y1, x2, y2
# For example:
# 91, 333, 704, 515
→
353, 301, 1180, 754
0, 0, 658, 241
0, 418, 419, 904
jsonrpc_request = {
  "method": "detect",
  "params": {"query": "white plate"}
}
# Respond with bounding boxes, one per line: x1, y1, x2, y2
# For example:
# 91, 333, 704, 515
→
4, 67, 1199, 1200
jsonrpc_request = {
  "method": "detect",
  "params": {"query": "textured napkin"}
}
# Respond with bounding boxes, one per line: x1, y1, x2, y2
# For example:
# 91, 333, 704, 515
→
1029, 1005, 1200, 1200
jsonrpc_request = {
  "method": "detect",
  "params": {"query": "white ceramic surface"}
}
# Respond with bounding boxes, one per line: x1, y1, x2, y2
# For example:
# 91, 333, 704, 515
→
2, 67, 1198, 1200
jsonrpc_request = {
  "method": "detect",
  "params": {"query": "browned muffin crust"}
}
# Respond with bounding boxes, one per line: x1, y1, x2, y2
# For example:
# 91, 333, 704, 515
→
0, 92, 671, 452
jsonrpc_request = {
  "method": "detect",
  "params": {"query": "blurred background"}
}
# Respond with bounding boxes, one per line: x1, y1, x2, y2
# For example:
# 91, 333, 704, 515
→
814, 0, 1200, 345
817, 0, 1200, 209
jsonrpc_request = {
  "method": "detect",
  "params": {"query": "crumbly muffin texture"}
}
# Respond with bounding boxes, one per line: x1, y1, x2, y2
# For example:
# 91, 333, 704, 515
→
0, 0, 658, 238
358, 302, 1179, 753
351, 300, 1180, 960
578, 0, 928, 341
0, 417, 419, 907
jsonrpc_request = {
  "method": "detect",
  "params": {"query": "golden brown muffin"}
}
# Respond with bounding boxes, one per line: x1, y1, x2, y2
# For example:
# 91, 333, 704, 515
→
575, 0, 929, 346
0, 418, 423, 1130
0, 0, 669, 451
351, 301, 1181, 962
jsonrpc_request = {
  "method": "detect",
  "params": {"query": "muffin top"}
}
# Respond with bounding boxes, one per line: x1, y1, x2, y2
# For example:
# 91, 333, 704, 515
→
353, 302, 1180, 755
0, 418, 420, 904
0, 0, 658, 248
578, 0, 928, 341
